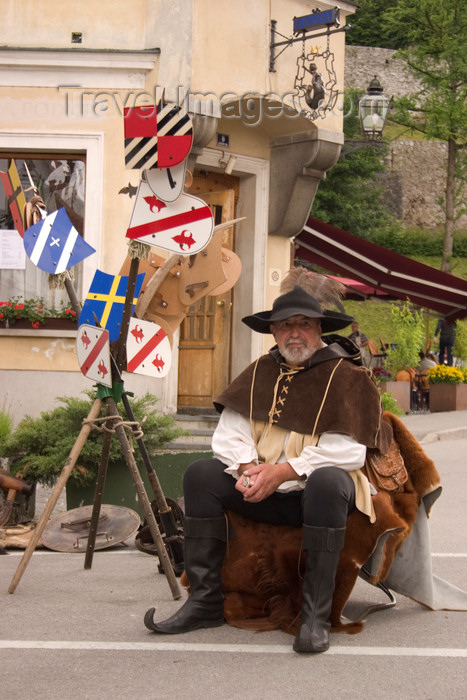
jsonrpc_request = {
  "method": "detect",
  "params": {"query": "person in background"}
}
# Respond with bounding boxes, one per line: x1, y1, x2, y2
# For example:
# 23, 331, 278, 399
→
347, 321, 369, 350
347, 321, 370, 365
434, 318, 456, 366
417, 351, 437, 372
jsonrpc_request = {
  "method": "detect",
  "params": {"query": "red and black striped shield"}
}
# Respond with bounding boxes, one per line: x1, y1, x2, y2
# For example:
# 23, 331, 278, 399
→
124, 101, 193, 170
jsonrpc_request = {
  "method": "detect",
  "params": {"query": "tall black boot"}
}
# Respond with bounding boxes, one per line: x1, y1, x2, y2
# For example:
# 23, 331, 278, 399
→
144, 515, 227, 634
293, 525, 346, 654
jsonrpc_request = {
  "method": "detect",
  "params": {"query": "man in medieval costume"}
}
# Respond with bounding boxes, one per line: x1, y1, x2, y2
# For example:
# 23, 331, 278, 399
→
145, 268, 392, 653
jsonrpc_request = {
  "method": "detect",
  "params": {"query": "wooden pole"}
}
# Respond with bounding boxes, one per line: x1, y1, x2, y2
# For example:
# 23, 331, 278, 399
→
83, 425, 113, 570
8, 398, 103, 594
120, 390, 184, 574
104, 396, 181, 599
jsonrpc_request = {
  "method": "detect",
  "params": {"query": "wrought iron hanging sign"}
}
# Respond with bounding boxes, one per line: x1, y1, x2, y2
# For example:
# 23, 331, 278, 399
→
269, 8, 347, 122
292, 40, 338, 121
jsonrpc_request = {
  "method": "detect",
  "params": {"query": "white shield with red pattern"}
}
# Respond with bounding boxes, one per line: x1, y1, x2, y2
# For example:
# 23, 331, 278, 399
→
125, 181, 213, 255
126, 317, 172, 378
76, 324, 112, 387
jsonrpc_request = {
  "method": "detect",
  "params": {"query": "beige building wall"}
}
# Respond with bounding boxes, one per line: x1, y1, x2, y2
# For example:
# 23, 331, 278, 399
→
0, 0, 355, 420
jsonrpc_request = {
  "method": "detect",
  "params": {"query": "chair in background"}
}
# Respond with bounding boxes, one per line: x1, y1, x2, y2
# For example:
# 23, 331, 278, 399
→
367, 338, 387, 369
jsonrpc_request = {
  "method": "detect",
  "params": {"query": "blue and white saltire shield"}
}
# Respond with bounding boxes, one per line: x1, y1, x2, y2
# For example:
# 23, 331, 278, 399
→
78, 269, 145, 343
23, 207, 96, 274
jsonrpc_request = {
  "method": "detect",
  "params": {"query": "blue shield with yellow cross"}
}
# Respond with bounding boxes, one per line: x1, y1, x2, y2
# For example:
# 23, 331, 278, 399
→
78, 269, 145, 343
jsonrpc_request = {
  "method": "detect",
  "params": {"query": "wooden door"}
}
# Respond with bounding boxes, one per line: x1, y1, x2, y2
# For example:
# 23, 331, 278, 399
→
177, 173, 238, 410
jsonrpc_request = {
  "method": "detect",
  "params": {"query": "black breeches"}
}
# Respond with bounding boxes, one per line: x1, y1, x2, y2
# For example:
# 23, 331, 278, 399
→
439, 341, 453, 366
183, 458, 356, 529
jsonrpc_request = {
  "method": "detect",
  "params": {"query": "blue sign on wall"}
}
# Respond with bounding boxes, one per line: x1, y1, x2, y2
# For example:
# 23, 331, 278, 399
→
293, 9, 340, 34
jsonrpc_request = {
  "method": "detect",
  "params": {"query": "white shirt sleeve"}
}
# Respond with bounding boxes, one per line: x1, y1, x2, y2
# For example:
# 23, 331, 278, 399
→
212, 407, 258, 479
287, 432, 367, 478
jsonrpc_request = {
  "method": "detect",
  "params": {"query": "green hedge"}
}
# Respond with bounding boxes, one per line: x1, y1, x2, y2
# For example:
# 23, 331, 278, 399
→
367, 228, 467, 257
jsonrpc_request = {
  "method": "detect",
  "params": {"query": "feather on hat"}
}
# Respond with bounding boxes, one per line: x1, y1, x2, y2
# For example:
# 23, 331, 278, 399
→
242, 267, 353, 335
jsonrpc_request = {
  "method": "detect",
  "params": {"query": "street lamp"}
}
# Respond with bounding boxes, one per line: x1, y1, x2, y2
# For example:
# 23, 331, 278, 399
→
340, 77, 392, 157
358, 76, 391, 140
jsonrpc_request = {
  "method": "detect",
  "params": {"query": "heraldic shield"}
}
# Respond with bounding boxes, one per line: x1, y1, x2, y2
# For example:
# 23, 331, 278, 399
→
126, 181, 213, 255
23, 207, 96, 274
78, 269, 145, 343
124, 102, 193, 170
126, 317, 172, 378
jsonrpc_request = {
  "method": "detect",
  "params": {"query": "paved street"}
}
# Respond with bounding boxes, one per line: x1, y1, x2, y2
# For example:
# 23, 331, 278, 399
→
1, 412, 467, 700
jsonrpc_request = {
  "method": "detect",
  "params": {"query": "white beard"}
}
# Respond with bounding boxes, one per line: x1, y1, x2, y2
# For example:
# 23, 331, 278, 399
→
280, 344, 314, 365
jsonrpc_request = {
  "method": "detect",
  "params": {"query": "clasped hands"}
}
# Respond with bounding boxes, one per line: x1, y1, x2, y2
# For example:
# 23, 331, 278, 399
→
235, 461, 297, 503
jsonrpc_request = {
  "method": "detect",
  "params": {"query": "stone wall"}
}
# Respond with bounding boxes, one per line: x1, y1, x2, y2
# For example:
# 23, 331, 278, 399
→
387, 140, 448, 229
345, 46, 420, 98
345, 46, 467, 230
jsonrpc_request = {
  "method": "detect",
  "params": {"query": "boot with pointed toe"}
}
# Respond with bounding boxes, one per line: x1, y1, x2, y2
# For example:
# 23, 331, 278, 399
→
144, 515, 227, 634
293, 525, 346, 654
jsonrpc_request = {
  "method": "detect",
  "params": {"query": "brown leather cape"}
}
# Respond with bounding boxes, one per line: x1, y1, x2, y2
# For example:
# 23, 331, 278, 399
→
214, 341, 392, 455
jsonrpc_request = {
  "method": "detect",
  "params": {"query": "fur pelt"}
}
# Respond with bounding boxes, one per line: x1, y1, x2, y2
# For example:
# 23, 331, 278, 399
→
181, 412, 440, 635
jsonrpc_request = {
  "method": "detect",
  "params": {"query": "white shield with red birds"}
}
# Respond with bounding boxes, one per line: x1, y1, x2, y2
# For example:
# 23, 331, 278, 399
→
126, 181, 213, 255
76, 324, 112, 388
126, 317, 172, 378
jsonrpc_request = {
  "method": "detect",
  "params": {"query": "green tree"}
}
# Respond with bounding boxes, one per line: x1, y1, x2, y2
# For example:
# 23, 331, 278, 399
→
346, 0, 403, 49
383, 0, 467, 273
311, 91, 396, 238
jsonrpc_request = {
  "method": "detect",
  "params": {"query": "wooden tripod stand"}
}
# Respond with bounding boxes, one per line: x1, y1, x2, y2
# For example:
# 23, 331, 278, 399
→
8, 260, 184, 599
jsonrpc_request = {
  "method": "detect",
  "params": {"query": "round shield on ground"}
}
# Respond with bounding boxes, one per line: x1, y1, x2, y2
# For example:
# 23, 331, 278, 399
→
41, 505, 141, 553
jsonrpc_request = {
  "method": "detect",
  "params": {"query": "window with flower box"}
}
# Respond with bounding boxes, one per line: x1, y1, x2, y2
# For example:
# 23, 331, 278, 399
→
0, 153, 86, 320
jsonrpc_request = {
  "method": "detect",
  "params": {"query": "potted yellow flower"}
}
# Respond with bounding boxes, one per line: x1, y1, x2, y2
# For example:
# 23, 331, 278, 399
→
427, 364, 467, 412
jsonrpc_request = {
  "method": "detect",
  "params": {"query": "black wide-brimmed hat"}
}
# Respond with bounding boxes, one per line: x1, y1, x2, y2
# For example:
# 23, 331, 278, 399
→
242, 285, 353, 334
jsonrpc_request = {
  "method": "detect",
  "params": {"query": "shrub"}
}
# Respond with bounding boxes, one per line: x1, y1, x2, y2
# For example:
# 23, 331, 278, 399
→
454, 322, 467, 363
384, 302, 425, 376
4, 392, 187, 486
0, 400, 13, 455
379, 391, 405, 416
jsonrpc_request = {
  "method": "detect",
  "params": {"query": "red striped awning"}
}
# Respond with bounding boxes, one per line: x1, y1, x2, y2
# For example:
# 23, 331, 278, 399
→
325, 275, 392, 299
295, 217, 467, 321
